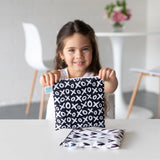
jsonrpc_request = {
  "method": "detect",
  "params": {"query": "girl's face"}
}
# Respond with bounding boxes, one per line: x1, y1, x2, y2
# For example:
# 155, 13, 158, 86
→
60, 33, 93, 77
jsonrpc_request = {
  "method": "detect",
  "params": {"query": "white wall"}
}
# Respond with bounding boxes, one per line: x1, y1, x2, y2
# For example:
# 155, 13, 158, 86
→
0, 0, 147, 106
146, 0, 160, 93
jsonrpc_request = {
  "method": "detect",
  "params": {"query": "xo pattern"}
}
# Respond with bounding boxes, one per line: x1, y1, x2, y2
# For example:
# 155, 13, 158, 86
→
53, 77, 105, 130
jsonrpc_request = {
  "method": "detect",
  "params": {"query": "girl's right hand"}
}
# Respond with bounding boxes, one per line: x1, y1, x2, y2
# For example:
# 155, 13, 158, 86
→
39, 70, 60, 87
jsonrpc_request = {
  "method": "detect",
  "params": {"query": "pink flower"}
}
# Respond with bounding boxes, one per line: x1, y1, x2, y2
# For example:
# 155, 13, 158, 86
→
112, 11, 127, 23
103, 12, 108, 19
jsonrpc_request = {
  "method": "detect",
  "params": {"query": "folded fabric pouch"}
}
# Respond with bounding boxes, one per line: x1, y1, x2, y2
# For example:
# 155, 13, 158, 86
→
60, 128, 125, 149
53, 77, 105, 130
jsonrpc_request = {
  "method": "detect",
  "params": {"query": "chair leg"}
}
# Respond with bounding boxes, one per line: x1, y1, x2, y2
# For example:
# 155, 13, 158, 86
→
26, 70, 38, 115
39, 87, 45, 119
45, 94, 50, 109
158, 78, 160, 118
126, 73, 143, 119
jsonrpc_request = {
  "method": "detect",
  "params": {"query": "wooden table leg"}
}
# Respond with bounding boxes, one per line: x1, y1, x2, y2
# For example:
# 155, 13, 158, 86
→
126, 73, 143, 119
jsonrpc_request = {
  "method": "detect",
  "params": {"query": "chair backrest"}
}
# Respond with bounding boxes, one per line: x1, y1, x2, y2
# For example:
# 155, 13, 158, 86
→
22, 23, 44, 70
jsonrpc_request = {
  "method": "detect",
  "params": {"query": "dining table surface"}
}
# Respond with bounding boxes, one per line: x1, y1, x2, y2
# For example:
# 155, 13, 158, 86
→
0, 119, 160, 160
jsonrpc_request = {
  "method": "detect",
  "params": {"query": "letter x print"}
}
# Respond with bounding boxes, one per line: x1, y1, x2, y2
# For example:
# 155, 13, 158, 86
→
54, 97, 60, 103
77, 110, 83, 117
54, 84, 59, 90
92, 88, 98, 94
64, 81, 70, 87
60, 89, 65, 96
72, 118, 77, 124
99, 121, 104, 126
93, 116, 98, 122
83, 117, 88, 123
86, 79, 92, 85
97, 94, 103, 100
75, 81, 81, 88
88, 108, 93, 114
76, 95, 82, 102
61, 118, 66, 125
71, 90, 76, 95
97, 80, 103, 87
56, 111, 61, 118
93, 101, 99, 108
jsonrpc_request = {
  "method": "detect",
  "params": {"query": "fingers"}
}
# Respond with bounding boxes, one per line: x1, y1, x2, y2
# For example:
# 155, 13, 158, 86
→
99, 68, 116, 81
39, 71, 59, 87
48, 72, 55, 86
109, 70, 116, 79
39, 75, 46, 87
54, 73, 58, 83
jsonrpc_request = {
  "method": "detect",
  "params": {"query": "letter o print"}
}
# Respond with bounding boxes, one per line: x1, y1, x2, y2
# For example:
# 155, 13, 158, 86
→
94, 110, 98, 115
65, 102, 71, 109
72, 125, 77, 128
77, 105, 81, 110
89, 116, 93, 121
77, 90, 81, 95
82, 110, 87, 115
82, 96, 87, 101
93, 95, 97, 100
60, 97, 65, 102
87, 100, 93, 107
55, 91, 59, 96
81, 81, 86, 86
61, 126, 67, 129
59, 83, 64, 88
100, 116, 104, 120
61, 112, 66, 117
94, 123, 98, 127
66, 89, 70, 94
92, 81, 96, 87
99, 103, 102, 107
98, 88, 103, 92
78, 118, 82, 122
72, 112, 76, 117
83, 124, 88, 128
71, 83, 74, 88
87, 87, 91, 93
67, 117, 71, 122
71, 97, 75, 102
57, 119, 61, 124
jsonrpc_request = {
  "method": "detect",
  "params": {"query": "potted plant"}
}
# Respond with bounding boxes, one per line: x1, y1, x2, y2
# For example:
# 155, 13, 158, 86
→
105, 0, 131, 31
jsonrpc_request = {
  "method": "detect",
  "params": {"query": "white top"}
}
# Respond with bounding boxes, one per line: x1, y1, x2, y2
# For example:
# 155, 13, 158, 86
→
46, 68, 94, 130
95, 31, 160, 37
1, 119, 160, 160
130, 66, 160, 76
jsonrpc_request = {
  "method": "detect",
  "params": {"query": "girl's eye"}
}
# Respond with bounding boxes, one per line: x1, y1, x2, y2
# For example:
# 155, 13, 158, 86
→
82, 48, 88, 51
68, 49, 74, 52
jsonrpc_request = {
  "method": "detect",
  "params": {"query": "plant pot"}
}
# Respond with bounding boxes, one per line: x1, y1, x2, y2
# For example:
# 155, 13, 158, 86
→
112, 22, 125, 32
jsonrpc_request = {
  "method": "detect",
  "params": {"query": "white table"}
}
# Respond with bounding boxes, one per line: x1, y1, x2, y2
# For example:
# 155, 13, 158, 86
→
1, 119, 160, 160
95, 32, 159, 119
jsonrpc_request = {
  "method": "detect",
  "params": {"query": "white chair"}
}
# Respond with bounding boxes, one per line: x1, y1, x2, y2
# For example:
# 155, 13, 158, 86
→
22, 23, 53, 119
126, 66, 160, 119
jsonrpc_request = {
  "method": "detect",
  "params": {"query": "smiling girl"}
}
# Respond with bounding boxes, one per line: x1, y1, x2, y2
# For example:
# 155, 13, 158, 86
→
39, 20, 118, 121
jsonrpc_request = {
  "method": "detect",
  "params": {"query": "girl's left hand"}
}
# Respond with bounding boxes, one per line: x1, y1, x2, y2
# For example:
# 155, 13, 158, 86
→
98, 68, 118, 93
98, 68, 116, 81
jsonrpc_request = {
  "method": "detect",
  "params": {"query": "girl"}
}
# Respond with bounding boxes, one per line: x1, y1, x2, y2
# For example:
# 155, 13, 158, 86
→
40, 19, 118, 121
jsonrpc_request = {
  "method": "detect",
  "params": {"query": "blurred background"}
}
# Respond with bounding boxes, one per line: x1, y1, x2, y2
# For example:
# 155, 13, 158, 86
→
0, 0, 160, 118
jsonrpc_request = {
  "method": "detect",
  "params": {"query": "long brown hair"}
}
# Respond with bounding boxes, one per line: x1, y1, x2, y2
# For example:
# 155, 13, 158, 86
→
54, 20, 101, 74
54, 19, 108, 116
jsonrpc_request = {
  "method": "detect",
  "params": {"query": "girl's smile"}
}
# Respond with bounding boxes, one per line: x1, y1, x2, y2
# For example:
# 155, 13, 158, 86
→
73, 61, 85, 66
